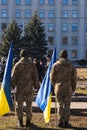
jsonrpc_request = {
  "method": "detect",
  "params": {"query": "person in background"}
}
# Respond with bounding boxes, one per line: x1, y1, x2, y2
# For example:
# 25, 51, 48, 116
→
28, 57, 33, 63
0, 57, 6, 82
33, 58, 43, 84
45, 54, 51, 72
40, 60, 45, 81
11, 49, 39, 128
50, 50, 77, 128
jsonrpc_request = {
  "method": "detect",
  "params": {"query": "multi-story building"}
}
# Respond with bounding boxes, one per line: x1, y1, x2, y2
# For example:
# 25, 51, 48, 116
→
0, 0, 87, 60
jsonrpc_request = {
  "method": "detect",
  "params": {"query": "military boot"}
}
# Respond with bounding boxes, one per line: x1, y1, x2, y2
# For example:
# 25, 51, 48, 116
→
26, 119, 31, 127
26, 119, 34, 128
17, 119, 24, 127
58, 120, 64, 128
64, 121, 72, 128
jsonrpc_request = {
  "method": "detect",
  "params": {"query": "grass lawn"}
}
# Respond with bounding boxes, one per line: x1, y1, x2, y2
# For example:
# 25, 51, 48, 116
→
0, 111, 87, 130
77, 68, 87, 79
76, 68, 87, 95
75, 88, 87, 95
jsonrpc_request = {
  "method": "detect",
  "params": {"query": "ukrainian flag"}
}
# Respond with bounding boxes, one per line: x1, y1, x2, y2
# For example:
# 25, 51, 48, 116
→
35, 48, 56, 123
0, 43, 13, 116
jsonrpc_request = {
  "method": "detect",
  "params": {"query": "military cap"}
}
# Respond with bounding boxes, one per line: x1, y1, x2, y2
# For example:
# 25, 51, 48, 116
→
20, 49, 28, 57
59, 50, 68, 58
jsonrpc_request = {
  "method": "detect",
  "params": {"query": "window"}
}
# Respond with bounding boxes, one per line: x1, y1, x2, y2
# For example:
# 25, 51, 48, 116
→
39, 0, 44, 5
72, 36, 77, 44
86, 0, 87, 5
25, 10, 31, 18
62, 10, 68, 18
1, 10, 7, 18
48, 36, 54, 44
48, 23, 54, 31
1, 0, 7, 4
62, 24, 68, 31
48, 0, 54, 5
62, 37, 68, 44
86, 11, 87, 18
72, 10, 78, 18
39, 10, 45, 18
72, 0, 78, 5
1, 23, 7, 30
62, 0, 68, 5
85, 24, 87, 32
72, 50, 77, 58
85, 37, 87, 44
48, 10, 54, 18
72, 24, 77, 32
16, 0, 21, 5
16, 10, 21, 18
85, 50, 87, 58
25, 0, 31, 4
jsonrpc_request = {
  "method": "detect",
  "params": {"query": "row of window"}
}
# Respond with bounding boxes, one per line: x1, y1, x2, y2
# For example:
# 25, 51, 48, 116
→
63, 36, 87, 45
62, 0, 78, 5
2, 9, 87, 19
1, 0, 31, 5
62, 23, 87, 32
48, 36, 87, 45
62, 10, 87, 18
1, 22, 54, 32
2, 21, 87, 33
0, 10, 55, 18
3, 0, 87, 6
62, 36, 77, 45
39, 10, 87, 18
0, 10, 31, 18
48, 23, 87, 32
62, 0, 87, 5
0, 0, 54, 5
40, 0, 87, 6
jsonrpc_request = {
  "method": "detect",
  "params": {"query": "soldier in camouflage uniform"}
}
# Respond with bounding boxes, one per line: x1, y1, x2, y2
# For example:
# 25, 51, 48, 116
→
11, 49, 39, 128
50, 50, 77, 128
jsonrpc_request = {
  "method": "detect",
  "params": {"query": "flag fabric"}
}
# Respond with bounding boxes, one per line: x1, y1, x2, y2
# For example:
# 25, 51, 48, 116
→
0, 43, 13, 116
35, 48, 56, 123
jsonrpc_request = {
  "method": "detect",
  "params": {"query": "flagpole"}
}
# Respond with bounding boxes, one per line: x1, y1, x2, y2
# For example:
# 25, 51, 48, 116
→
13, 87, 17, 118
13, 88, 18, 126
13, 90, 16, 116
55, 96, 58, 127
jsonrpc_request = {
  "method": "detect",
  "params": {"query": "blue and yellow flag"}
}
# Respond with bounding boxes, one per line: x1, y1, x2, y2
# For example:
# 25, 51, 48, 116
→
0, 43, 13, 116
35, 48, 56, 123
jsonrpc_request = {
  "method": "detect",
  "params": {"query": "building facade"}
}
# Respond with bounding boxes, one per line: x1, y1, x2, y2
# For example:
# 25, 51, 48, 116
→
0, 0, 87, 60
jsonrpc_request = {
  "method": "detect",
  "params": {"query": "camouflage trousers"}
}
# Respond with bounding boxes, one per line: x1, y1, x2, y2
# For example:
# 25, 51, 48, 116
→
56, 94, 72, 123
17, 93, 33, 121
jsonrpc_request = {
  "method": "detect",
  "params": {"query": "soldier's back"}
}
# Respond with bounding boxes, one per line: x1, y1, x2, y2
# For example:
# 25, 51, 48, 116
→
52, 58, 75, 94
54, 59, 73, 80
15, 57, 37, 91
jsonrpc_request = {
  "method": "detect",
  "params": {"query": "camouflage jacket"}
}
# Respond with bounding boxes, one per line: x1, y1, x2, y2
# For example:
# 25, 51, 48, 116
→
50, 58, 77, 95
11, 57, 39, 94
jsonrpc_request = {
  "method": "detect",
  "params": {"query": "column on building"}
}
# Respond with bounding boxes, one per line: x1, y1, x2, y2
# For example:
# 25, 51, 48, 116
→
8, 0, 14, 23
78, 0, 85, 60
32, 0, 38, 15
55, 0, 62, 59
